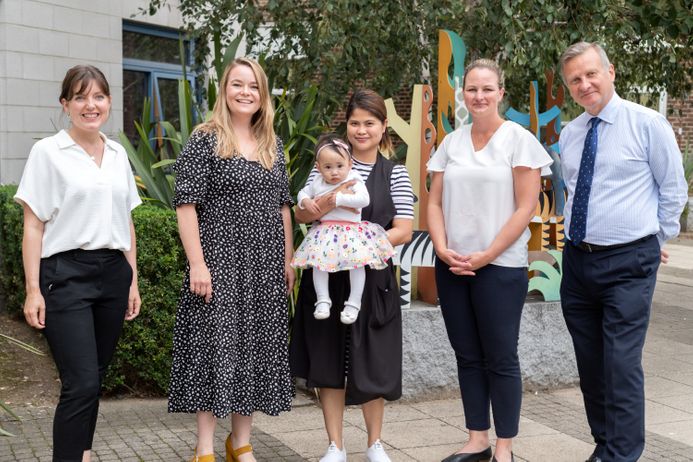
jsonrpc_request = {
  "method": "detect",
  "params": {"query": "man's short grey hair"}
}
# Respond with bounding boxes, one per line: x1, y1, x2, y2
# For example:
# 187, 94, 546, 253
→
559, 42, 611, 82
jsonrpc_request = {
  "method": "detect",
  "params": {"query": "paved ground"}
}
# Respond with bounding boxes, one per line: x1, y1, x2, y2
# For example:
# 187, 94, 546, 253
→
2, 241, 692, 462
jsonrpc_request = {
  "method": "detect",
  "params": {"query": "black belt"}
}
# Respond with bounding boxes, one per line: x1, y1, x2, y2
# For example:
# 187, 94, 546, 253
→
51, 248, 123, 259
569, 235, 655, 253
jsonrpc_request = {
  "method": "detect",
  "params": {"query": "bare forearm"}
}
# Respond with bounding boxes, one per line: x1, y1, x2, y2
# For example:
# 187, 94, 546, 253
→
282, 205, 293, 263
123, 220, 138, 284
387, 218, 413, 246
485, 168, 540, 261
427, 172, 448, 253
176, 204, 206, 265
21, 206, 46, 328
427, 203, 448, 253
294, 204, 321, 224
22, 214, 44, 293
485, 206, 536, 261
294, 192, 337, 224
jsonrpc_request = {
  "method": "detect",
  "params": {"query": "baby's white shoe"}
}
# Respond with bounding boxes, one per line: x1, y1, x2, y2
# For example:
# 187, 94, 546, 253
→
340, 302, 360, 324
319, 441, 346, 462
314, 299, 332, 320
366, 439, 391, 462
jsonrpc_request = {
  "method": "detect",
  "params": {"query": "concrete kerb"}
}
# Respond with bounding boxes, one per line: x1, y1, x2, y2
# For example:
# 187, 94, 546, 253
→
402, 299, 577, 400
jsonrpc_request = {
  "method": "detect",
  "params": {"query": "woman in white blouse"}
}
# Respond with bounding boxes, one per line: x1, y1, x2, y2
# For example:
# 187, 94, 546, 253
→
427, 60, 552, 462
14, 65, 141, 462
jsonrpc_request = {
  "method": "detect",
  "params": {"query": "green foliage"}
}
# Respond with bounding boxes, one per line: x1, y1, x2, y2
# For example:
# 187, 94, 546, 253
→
256, 0, 464, 112
274, 86, 328, 199
119, 79, 196, 209
143, 0, 692, 112
0, 185, 24, 317
104, 205, 185, 394
460, 0, 692, 108
143, 0, 465, 112
0, 189, 185, 395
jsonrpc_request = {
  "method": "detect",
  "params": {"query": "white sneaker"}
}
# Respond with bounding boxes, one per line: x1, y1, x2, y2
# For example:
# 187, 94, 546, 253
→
366, 439, 391, 462
319, 441, 346, 462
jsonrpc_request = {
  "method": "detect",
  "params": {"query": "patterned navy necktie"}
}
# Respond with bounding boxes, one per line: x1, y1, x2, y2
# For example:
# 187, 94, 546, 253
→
569, 117, 601, 244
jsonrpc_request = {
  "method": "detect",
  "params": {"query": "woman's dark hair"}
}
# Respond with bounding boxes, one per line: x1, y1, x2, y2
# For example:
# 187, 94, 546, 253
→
345, 89, 394, 157
59, 65, 110, 102
315, 133, 351, 162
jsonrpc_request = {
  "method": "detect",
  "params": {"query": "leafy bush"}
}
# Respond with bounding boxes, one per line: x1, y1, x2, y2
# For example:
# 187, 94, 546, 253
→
104, 205, 185, 394
0, 185, 24, 317
0, 187, 185, 395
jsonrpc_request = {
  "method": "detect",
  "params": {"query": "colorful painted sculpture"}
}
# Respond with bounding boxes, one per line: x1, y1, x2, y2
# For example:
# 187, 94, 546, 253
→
437, 29, 466, 144
385, 85, 437, 308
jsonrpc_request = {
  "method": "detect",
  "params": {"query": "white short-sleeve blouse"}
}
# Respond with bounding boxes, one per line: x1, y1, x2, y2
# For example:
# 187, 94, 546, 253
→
427, 121, 552, 267
14, 130, 142, 258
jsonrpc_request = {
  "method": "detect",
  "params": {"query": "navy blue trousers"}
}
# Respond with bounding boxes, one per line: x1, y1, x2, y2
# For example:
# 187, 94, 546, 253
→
436, 260, 528, 438
560, 236, 660, 462
40, 249, 132, 462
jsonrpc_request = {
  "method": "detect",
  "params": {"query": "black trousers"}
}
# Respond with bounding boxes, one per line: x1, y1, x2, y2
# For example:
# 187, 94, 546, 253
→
560, 236, 659, 462
40, 249, 132, 462
435, 260, 528, 438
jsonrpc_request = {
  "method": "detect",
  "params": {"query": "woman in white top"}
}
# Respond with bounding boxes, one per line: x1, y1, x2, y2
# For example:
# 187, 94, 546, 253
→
427, 59, 552, 462
15, 65, 141, 462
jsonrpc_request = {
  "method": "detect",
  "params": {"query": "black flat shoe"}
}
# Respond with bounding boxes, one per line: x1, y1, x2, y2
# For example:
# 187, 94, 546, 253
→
491, 453, 514, 462
586, 447, 603, 462
442, 447, 492, 462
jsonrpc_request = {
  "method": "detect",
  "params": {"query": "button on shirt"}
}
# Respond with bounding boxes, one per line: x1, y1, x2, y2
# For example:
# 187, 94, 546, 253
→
15, 130, 142, 258
560, 93, 688, 246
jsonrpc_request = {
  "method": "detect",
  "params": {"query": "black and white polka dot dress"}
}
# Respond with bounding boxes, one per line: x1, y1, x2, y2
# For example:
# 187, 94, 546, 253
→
168, 130, 293, 417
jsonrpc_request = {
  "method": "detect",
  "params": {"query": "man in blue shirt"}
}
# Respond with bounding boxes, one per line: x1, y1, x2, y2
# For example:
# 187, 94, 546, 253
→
558, 42, 688, 462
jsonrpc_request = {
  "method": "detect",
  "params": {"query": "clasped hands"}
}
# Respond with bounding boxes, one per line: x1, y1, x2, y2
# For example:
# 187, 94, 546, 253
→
436, 247, 492, 276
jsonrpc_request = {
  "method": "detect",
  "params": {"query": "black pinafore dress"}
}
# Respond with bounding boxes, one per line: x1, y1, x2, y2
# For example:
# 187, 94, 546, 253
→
290, 154, 402, 405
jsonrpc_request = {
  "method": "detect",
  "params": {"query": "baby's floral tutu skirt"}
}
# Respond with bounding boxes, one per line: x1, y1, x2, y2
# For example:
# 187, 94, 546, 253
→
292, 220, 395, 272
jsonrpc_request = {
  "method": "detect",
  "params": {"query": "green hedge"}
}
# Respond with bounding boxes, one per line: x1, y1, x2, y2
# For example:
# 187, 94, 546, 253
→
0, 184, 185, 395
0, 185, 24, 317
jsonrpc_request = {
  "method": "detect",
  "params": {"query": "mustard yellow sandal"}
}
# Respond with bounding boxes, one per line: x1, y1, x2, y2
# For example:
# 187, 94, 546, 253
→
190, 447, 216, 462
225, 433, 253, 462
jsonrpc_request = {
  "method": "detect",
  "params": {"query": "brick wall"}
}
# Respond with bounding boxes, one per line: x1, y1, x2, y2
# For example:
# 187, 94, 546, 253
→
668, 97, 693, 150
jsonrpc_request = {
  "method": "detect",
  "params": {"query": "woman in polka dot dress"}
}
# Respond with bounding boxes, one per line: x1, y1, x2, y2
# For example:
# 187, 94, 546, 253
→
168, 57, 295, 462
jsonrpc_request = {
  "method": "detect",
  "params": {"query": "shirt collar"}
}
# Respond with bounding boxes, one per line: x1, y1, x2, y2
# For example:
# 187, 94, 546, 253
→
56, 129, 118, 152
582, 92, 621, 127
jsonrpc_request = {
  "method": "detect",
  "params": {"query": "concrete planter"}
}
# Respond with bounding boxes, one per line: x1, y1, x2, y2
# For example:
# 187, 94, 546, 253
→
401, 299, 578, 401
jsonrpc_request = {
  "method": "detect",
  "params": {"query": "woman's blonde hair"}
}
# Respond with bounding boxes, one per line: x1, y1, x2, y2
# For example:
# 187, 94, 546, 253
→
197, 57, 277, 169
463, 58, 505, 89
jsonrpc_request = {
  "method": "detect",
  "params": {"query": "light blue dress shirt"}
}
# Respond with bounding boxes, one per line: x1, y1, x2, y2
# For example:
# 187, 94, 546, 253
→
560, 93, 688, 246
